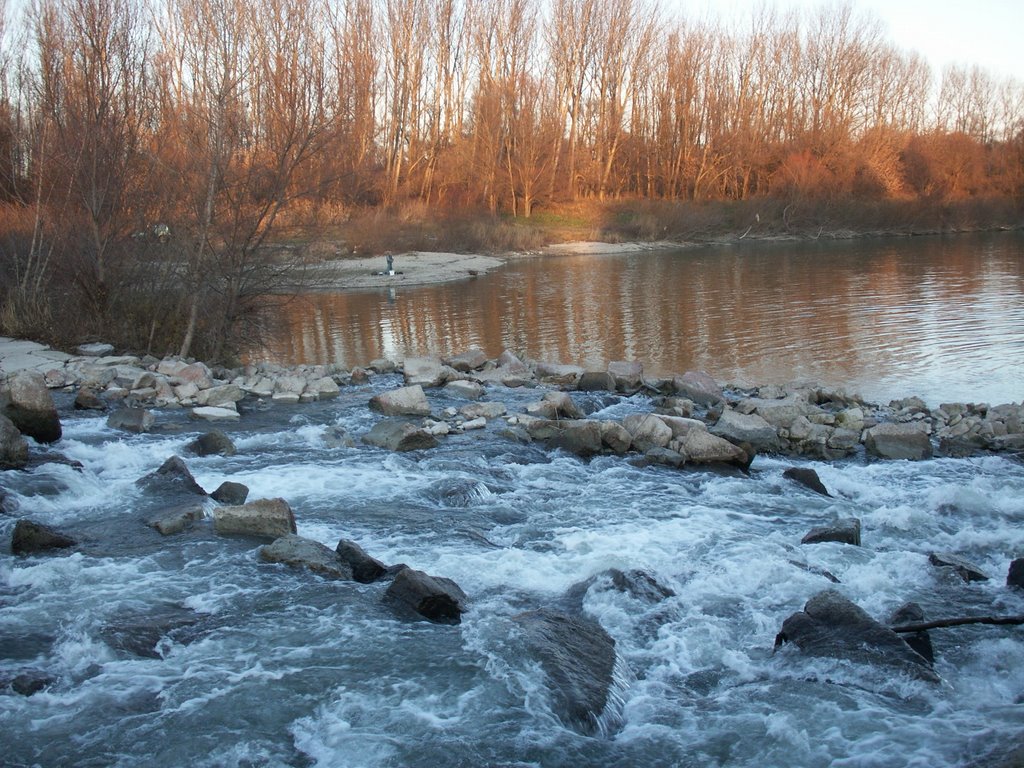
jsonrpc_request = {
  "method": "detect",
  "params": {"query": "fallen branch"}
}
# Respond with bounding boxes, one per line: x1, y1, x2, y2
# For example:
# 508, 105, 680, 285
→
891, 615, 1024, 633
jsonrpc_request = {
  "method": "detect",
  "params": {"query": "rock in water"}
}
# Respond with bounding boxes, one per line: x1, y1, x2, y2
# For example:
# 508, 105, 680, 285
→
136, 456, 207, 497
369, 385, 432, 416
383, 567, 467, 624
783, 467, 831, 496
336, 539, 388, 583
1008, 559, 1024, 590
185, 429, 237, 457
775, 589, 938, 682
889, 602, 934, 665
362, 420, 438, 452
107, 407, 155, 434
0, 371, 62, 443
210, 481, 249, 505
213, 498, 297, 540
864, 423, 933, 460
0, 414, 29, 469
259, 535, 353, 579
514, 609, 619, 735
147, 503, 205, 536
801, 518, 862, 546
12, 519, 77, 554
928, 552, 990, 583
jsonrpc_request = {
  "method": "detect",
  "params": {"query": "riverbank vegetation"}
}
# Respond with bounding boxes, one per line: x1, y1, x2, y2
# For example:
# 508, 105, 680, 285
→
0, 0, 1021, 361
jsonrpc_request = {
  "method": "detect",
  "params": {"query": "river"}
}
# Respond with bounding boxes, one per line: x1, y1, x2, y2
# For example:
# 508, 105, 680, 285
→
2, 232, 1024, 767
257, 231, 1024, 407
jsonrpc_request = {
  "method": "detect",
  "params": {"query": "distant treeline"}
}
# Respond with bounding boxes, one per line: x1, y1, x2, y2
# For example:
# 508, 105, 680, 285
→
0, 0, 1021, 359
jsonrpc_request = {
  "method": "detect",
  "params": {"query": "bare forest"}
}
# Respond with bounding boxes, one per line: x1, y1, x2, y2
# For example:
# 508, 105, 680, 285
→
0, 0, 1021, 360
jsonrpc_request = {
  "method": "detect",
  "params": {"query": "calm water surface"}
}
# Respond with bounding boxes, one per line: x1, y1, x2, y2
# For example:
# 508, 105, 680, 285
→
256, 232, 1024, 405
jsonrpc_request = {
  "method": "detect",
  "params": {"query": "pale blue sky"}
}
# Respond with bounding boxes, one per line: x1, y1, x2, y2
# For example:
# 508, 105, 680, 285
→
673, 0, 1024, 82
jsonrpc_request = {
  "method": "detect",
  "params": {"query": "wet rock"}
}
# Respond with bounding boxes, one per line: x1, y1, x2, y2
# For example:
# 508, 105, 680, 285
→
102, 605, 205, 658
864, 422, 933, 460
107, 406, 155, 434
335, 539, 388, 583
443, 347, 488, 372
783, 467, 831, 496
652, 396, 696, 418
368, 358, 397, 374
212, 497, 296, 540
147, 503, 205, 536
362, 419, 439, 452
775, 589, 938, 682
185, 429, 237, 457
801, 518, 861, 546
1008, 559, 1024, 590
210, 481, 249, 505
549, 420, 605, 457
645, 446, 686, 468
711, 409, 780, 452
655, 415, 706, 439
9, 670, 55, 696
889, 602, 934, 665
535, 361, 583, 387
675, 429, 749, 468
0, 414, 29, 469
459, 401, 507, 420
403, 356, 449, 388
74, 388, 106, 410
310, 376, 340, 400
607, 360, 643, 392
600, 421, 633, 454
461, 416, 486, 430
384, 567, 468, 624
369, 384, 432, 417
577, 371, 615, 392
623, 413, 673, 452
672, 370, 723, 406
514, 609, 618, 735
0, 371, 62, 443
11, 519, 77, 554
136, 456, 207, 497
444, 380, 484, 400
259, 535, 353, 579
190, 406, 240, 421
929, 552, 990, 583
566, 568, 676, 609
540, 391, 583, 420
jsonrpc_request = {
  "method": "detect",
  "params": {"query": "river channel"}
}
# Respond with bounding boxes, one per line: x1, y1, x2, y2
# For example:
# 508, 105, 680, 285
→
257, 231, 1024, 407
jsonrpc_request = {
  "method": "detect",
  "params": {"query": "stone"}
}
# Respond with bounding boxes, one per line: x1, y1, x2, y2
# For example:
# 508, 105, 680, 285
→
775, 590, 938, 682
74, 388, 106, 410
514, 609, 618, 735
0, 414, 29, 469
384, 567, 468, 624
607, 360, 643, 392
864, 423, 933, 460
462, 416, 487, 430
672, 370, 723, 406
497, 349, 529, 372
368, 358, 396, 374
77, 342, 115, 357
323, 426, 356, 448
336, 539, 388, 583
676, 429, 748, 467
542, 391, 582, 420
156, 359, 189, 376
195, 384, 244, 407
835, 407, 865, 432
403, 357, 449, 388
369, 385, 432, 417
928, 552, 990, 583
1007, 559, 1024, 590
9, 671, 54, 696
173, 381, 200, 401
443, 348, 488, 372
101, 606, 205, 658
801, 518, 861, 546
310, 376, 340, 399
191, 406, 240, 421
645, 447, 686, 468
654, 415, 707, 439
12, 519, 77, 554
147, 504, 205, 536
577, 371, 615, 392
176, 362, 214, 389
549, 420, 605, 457
107, 407, 155, 434
259, 535, 353, 579
783, 467, 831, 496
443, 380, 484, 400
455, 401, 502, 420
213, 498, 297, 540
0, 371, 62, 444
136, 456, 207, 497
535, 361, 584, 387
889, 602, 934, 665
185, 429, 237, 457
622, 413, 673, 452
362, 419, 439, 452
210, 481, 249, 505
600, 421, 633, 454
711, 409, 779, 451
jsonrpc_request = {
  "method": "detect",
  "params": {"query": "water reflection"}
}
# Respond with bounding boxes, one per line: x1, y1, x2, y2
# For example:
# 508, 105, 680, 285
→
253, 232, 1024, 405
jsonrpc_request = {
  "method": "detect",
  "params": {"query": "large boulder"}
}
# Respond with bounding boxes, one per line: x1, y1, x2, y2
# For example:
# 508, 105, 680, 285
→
622, 413, 673, 452
675, 429, 748, 467
600, 420, 633, 454
711, 409, 780, 451
212, 498, 297, 539
0, 414, 29, 469
928, 552, 989, 583
147, 503, 205, 536
185, 429, 237, 457
672, 371, 723, 406
107, 407, 155, 434
402, 357, 449, 388
443, 380, 484, 400
74, 388, 106, 411
607, 361, 643, 392
362, 420, 439, 452
195, 384, 244, 408
384, 567, 468, 624
1007, 559, 1024, 590
443, 348, 488, 372
190, 406, 240, 422
514, 609, 618, 735
549, 420, 605, 457
775, 590, 938, 681
210, 481, 249, 505
783, 467, 831, 496
801, 518, 862, 546
577, 371, 615, 392
12, 519, 77, 554
865, 423, 932, 460
0, 371, 61, 443
369, 384, 432, 417
259, 535, 353, 579
136, 456, 207, 497
335, 539, 388, 583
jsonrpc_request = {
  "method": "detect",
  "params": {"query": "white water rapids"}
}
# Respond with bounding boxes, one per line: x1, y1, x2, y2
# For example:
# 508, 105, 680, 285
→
2, 379, 1024, 767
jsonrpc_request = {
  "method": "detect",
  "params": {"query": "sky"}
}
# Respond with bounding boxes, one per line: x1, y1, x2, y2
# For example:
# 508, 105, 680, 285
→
672, 0, 1024, 83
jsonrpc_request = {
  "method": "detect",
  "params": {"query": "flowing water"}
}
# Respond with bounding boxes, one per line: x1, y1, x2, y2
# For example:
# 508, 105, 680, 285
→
257, 231, 1024, 407
4, 233, 1024, 767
